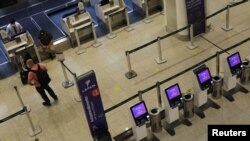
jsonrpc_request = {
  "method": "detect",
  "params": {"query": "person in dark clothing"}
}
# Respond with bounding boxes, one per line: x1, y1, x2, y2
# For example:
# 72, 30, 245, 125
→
38, 30, 56, 59
26, 59, 58, 106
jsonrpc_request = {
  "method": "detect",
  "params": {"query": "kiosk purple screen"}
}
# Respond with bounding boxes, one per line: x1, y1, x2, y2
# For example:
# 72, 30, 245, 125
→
131, 103, 147, 118
166, 85, 181, 100
228, 53, 241, 67
198, 69, 211, 84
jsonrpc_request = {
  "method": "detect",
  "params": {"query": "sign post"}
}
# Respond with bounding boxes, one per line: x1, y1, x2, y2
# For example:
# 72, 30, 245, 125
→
185, 0, 206, 37
76, 70, 111, 141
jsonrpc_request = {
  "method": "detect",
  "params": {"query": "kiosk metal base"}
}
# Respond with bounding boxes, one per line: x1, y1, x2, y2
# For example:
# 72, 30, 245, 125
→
125, 70, 137, 79
28, 126, 42, 137
155, 58, 167, 64
223, 83, 249, 102
62, 80, 74, 88
194, 98, 220, 119
75, 48, 86, 55
107, 33, 117, 39
187, 44, 198, 50
92, 42, 102, 48
222, 26, 233, 31
163, 118, 192, 136
143, 18, 153, 24
125, 26, 134, 32
113, 128, 159, 141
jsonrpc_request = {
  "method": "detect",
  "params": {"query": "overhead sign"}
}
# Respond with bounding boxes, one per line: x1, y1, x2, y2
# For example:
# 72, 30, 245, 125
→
76, 70, 108, 136
185, 0, 206, 37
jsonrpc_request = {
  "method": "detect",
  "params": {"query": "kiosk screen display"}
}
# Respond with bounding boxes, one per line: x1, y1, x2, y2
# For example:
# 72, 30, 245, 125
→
227, 52, 242, 75
165, 84, 182, 108
130, 101, 148, 126
196, 67, 212, 90
198, 69, 211, 84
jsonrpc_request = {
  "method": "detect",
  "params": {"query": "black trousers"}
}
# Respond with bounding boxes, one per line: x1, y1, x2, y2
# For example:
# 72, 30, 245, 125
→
35, 85, 57, 103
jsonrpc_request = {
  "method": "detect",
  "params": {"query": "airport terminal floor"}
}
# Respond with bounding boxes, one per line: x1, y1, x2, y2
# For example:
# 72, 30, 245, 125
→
0, 1, 250, 141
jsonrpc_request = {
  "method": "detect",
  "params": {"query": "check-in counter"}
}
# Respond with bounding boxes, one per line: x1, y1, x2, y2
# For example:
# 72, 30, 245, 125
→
61, 11, 94, 47
132, 0, 163, 16
95, 0, 128, 33
2, 31, 40, 67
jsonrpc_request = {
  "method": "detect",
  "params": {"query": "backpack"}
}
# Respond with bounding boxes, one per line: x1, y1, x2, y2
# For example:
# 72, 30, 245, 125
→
31, 64, 51, 86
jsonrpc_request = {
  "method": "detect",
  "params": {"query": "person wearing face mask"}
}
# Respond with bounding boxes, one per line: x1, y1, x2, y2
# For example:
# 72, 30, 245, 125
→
6, 19, 23, 39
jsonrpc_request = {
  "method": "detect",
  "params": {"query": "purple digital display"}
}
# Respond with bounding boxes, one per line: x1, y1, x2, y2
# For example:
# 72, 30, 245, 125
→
131, 102, 147, 119
166, 85, 181, 100
198, 69, 211, 84
228, 53, 241, 67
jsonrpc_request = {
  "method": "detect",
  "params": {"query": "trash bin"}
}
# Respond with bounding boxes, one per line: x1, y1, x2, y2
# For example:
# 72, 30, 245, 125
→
183, 93, 194, 118
212, 75, 223, 99
240, 61, 250, 85
149, 107, 162, 133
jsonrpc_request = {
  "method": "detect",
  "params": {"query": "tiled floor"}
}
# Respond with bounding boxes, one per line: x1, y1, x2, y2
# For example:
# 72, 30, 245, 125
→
0, 2, 250, 141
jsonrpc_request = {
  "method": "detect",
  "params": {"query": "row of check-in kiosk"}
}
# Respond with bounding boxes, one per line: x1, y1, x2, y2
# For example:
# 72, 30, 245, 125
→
0, 0, 164, 67
119, 52, 250, 141
61, 0, 163, 47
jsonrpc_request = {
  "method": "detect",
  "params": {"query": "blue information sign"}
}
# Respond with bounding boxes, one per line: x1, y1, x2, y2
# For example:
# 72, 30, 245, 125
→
76, 70, 108, 136
185, 0, 206, 36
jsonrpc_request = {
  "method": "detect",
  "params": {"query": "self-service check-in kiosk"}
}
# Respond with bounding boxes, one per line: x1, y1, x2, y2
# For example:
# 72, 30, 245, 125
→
130, 101, 149, 141
223, 52, 249, 101
129, 101, 159, 141
162, 83, 192, 136
192, 65, 220, 118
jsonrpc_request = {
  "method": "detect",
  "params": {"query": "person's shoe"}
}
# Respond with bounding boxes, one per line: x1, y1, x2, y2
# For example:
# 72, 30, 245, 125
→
42, 102, 51, 106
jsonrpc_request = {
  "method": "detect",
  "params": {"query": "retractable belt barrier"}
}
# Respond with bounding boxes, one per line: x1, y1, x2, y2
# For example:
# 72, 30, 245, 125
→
124, 0, 249, 79
60, 59, 81, 102
106, 37, 250, 113
0, 108, 25, 123
1, 86, 42, 140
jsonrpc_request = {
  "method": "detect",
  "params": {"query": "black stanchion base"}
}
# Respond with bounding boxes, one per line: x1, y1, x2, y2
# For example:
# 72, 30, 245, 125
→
223, 83, 249, 102
163, 117, 192, 136
194, 98, 221, 119
125, 70, 137, 79
113, 128, 159, 141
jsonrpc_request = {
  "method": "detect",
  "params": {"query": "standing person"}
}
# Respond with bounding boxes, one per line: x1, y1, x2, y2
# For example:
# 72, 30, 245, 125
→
6, 19, 23, 39
26, 59, 58, 106
38, 29, 56, 59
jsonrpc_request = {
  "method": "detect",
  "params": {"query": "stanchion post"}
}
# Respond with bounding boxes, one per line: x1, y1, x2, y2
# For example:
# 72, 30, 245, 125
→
216, 51, 220, 76
143, 0, 153, 24
187, 24, 198, 50
73, 73, 82, 102
74, 28, 86, 55
125, 51, 137, 79
156, 82, 162, 108
155, 37, 167, 64
222, 5, 233, 31
91, 22, 102, 48
60, 61, 74, 88
107, 15, 117, 39
33, 44, 41, 63
138, 90, 143, 101
14, 86, 42, 137
124, 7, 134, 32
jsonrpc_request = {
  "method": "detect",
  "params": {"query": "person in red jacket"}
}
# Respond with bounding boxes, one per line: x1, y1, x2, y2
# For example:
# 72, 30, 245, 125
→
26, 59, 58, 106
